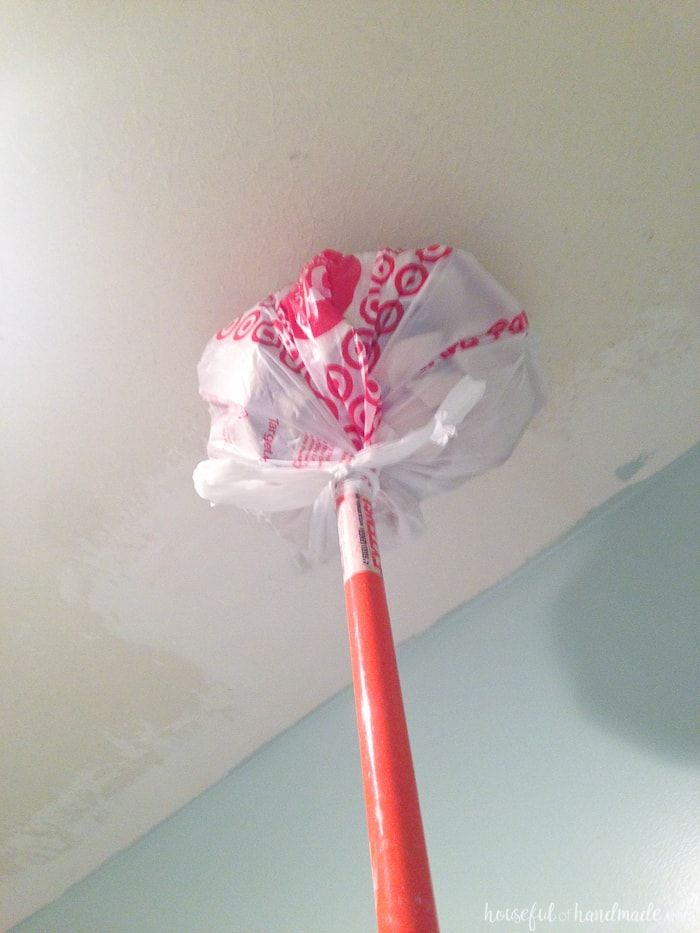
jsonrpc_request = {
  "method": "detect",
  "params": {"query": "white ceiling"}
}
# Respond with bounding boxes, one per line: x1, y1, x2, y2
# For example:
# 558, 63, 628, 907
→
2, 2, 698, 927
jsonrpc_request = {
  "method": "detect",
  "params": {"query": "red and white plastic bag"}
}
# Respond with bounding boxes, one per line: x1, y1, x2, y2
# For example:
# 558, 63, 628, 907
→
194, 246, 546, 562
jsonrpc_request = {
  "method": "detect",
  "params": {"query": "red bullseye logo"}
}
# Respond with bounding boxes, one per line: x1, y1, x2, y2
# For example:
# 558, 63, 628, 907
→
349, 395, 367, 431
357, 328, 380, 371
341, 330, 369, 370
365, 378, 380, 404
359, 294, 380, 325
326, 364, 354, 402
344, 424, 363, 451
278, 347, 304, 373
395, 263, 428, 296
371, 253, 395, 284
216, 317, 239, 340
416, 244, 452, 263
232, 309, 261, 340
251, 320, 282, 348
376, 300, 404, 335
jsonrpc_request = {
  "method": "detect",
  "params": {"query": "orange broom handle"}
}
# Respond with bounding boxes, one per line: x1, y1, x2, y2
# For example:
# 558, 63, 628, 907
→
336, 475, 439, 933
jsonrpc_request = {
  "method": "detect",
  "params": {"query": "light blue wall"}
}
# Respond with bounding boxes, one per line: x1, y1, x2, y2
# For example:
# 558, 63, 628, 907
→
15, 446, 700, 933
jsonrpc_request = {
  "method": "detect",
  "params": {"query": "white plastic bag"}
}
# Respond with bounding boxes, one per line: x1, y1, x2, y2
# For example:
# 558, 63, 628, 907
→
194, 246, 546, 562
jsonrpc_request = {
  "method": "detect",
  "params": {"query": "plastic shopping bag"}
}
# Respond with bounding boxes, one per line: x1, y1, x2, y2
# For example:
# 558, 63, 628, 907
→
194, 246, 546, 562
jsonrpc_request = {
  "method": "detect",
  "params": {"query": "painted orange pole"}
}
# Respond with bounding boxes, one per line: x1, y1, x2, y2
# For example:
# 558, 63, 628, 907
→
336, 475, 439, 933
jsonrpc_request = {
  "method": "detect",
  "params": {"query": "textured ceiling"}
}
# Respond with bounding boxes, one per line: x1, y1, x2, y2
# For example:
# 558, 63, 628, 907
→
2, 2, 699, 928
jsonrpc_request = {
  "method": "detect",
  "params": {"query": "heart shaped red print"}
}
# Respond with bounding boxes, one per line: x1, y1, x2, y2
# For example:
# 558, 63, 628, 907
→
281, 250, 361, 339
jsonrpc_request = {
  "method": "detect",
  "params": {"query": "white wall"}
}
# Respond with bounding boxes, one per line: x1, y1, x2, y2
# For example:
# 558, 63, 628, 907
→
14, 446, 700, 932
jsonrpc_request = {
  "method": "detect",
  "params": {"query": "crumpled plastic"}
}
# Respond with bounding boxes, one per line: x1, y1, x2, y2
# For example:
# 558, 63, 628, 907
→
194, 246, 546, 563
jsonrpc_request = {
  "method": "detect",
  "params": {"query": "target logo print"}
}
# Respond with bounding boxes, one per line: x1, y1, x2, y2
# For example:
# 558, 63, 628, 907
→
344, 424, 364, 451
357, 328, 381, 371
278, 347, 304, 373
349, 395, 367, 432
371, 252, 395, 284
365, 378, 381, 404
232, 309, 261, 340
359, 294, 381, 325
326, 364, 354, 402
341, 330, 373, 369
395, 263, 428, 296
251, 320, 282, 348
376, 300, 404, 335
416, 245, 452, 263
347, 394, 380, 443
200, 246, 539, 493
216, 317, 239, 340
